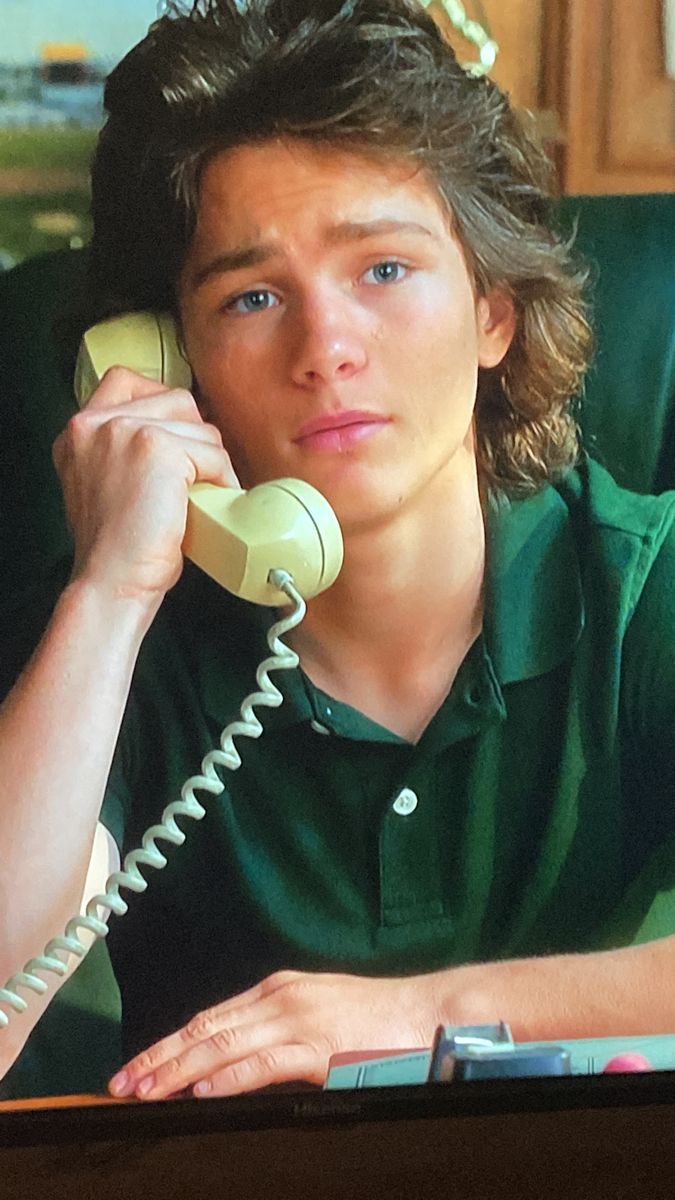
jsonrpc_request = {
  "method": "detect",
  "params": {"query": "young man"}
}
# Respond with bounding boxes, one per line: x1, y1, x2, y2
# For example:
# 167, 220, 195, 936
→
2, 0, 675, 1100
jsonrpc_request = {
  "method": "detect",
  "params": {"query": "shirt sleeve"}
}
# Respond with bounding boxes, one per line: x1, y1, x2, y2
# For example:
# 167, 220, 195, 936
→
617, 516, 675, 944
621, 515, 675, 764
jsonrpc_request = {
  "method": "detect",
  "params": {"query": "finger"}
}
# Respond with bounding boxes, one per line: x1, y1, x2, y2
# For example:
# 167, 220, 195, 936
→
186, 970, 302, 1016
82, 364, 175, 410
98, 422, 239, 489
147, 430, 240, 490
193, 1042, 326, 1097
55, 410, 227, 481
99, 414, 225, 449
109, 992, 290, 1097
126, 1016, 294, 1101
88, 388, 206, 427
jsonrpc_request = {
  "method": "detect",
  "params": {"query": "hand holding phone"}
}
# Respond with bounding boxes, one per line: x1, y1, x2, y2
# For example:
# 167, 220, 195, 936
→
67, 312, 343, 606
54, 361, 238, 607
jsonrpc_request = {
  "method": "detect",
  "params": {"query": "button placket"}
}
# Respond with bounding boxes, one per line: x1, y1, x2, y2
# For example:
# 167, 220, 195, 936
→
379, 777, 444, 926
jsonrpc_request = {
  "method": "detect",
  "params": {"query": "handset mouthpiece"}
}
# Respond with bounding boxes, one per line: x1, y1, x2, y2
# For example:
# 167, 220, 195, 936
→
184, 479, 343, 604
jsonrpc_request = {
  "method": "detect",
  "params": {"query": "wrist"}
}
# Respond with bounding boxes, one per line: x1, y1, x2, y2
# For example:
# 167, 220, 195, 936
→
59, 571, 164, 643
424, 943, 670, 1045
419, 963, 496, 1034
68, 528, 184, 619
425, 957, 577, 1042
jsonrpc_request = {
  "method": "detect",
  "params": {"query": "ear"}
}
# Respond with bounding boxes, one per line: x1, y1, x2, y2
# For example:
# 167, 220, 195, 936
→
475, 288, 516, 369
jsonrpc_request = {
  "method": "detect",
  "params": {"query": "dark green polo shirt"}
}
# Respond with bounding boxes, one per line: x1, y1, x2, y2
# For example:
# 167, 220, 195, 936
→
101, 458, 675, 1059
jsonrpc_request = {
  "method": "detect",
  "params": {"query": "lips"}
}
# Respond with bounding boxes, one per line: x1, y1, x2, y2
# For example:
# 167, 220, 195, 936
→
294, 410, 388, 441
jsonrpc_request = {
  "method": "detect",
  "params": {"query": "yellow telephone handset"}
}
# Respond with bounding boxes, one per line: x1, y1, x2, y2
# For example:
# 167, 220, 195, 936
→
74, 312, 343, 605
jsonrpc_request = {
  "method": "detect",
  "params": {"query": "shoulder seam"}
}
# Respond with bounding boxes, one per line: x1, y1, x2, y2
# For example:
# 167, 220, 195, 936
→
586, 490, 675, 542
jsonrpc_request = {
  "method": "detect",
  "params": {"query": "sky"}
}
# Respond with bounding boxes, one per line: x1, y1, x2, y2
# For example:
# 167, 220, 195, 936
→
1, 0, 162, 65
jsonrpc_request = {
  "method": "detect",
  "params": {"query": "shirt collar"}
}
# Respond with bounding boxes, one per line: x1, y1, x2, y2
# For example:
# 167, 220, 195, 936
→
483, 477, 584, 685
194, 474, 584, 730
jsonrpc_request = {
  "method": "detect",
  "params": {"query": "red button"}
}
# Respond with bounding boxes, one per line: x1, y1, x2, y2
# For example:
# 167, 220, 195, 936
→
602, 1053, 653, 1073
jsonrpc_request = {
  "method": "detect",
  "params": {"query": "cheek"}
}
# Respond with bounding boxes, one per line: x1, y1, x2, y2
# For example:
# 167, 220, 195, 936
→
189, 359, 257, 466
401, 319, 479, 444
196, 309, 283, 382
403, 314, 479, 406
393, 279, 479, 362
201, 374, 256, 443
188, 335, 259, 424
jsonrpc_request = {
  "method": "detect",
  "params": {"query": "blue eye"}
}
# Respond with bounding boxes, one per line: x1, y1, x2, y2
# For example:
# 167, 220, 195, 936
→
365, 261, 407, 285
227, 289, 278, 314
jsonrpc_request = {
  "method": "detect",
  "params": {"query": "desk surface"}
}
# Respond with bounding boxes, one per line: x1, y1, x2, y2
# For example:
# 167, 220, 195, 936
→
0, 1094, 121, 1108
0, 1092, 122, 1112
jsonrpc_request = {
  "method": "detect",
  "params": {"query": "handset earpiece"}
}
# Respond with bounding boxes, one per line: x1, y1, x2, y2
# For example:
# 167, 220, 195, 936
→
74, 311, 193, 401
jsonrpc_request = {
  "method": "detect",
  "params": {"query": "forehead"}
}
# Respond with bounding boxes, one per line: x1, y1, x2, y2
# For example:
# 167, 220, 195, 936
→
192, 137, 454, 241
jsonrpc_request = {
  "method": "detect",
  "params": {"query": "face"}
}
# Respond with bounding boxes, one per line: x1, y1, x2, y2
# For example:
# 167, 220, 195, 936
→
179, 138, 514, 534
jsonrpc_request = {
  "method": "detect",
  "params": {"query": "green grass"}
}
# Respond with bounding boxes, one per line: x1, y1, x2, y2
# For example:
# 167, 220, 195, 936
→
0, 127, 97, 172
0, 191, 92, 265
0, 128, 97, 262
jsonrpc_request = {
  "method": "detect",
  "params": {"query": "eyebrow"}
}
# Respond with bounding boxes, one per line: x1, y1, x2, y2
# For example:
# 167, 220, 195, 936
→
190, 219, 439, 291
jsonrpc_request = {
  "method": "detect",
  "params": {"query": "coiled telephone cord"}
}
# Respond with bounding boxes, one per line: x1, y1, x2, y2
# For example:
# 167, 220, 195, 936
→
0, 569, 304, 1029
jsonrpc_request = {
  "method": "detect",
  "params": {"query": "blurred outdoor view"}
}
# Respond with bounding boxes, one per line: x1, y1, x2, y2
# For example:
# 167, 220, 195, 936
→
0, 0, 159, 267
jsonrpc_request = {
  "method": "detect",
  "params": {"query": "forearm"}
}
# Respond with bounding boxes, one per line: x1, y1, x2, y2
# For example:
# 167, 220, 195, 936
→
428, 938, 675, 1042
0, 575, 154, 982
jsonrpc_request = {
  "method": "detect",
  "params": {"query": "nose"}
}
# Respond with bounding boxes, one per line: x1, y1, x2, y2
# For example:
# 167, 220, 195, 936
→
289, 293, 368, 387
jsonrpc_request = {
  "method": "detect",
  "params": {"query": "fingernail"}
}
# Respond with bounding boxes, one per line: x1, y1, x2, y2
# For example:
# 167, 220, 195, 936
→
194, 1079, 212, 1097
109, 1070, 130, 1096
137, 1074, 156, 1097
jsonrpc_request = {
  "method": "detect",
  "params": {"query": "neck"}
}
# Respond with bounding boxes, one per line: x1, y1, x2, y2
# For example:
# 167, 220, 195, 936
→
290, 450, 485, 699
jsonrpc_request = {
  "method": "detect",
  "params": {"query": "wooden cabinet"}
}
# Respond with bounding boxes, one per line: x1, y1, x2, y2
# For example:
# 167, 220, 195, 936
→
431, 0, 675, 194
544, 0, 675, 193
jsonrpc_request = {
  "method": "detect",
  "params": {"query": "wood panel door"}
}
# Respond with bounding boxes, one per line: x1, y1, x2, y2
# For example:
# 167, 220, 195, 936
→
545, 0, 675, 193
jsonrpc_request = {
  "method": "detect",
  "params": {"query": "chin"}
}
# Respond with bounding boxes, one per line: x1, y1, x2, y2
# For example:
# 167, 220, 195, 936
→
332, 488, 405, 538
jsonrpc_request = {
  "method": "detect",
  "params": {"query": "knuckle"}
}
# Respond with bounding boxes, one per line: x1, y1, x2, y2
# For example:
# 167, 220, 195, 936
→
210, 1027, 238, 1056
161, 1055, 183, 1079
217, 1045, 303, 1091
255, 1046, 283, 1077
264, 970, 299, 993
183, 1011, 218, 1043
63, 409, 92, 446
172, 387, 199, 415
101, 364, 133, 387
130, 423, 163, 458
54, 414, 92, 474
95, 414, 120, 450
282, 975, 315, 1006
224, 1060, 249, 1091
135, 1049, 158, 1074
202, 421, 225, 446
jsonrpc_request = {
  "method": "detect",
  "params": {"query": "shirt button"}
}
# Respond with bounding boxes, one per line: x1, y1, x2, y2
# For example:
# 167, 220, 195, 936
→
310, 720, 330, 735
392, 787, 418, 816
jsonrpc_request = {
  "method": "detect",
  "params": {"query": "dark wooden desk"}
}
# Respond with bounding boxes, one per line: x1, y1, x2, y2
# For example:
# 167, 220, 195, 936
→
2, 1077, 675, 1199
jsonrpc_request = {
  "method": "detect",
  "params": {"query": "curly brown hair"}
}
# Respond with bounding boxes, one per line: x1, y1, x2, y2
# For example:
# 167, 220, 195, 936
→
88, 0, 592, 495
